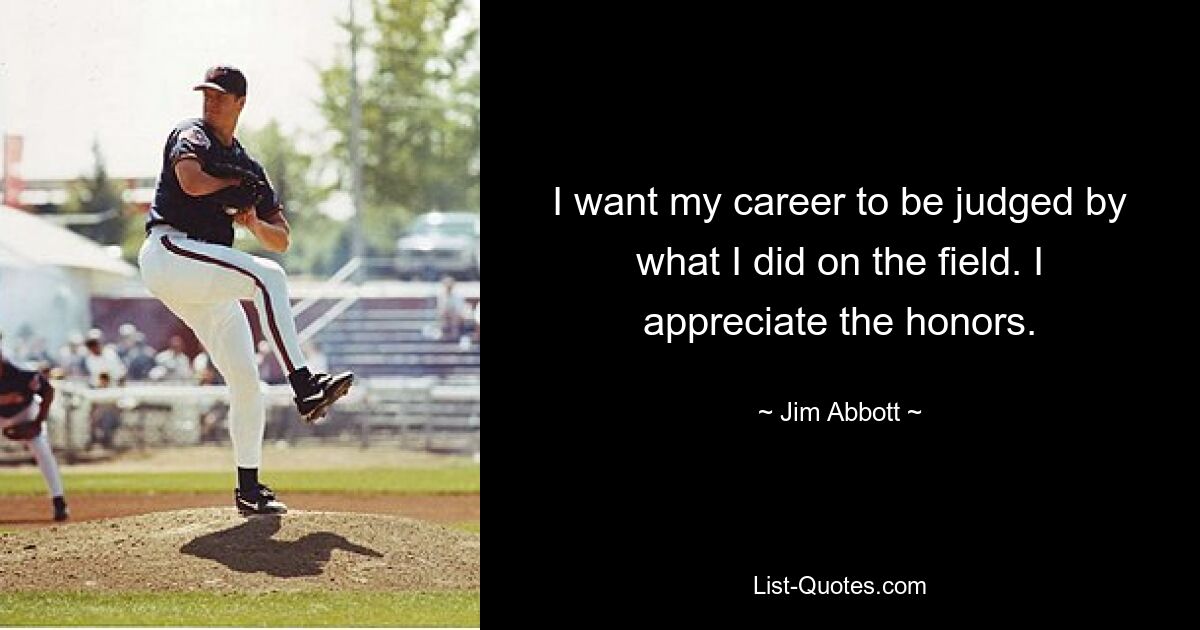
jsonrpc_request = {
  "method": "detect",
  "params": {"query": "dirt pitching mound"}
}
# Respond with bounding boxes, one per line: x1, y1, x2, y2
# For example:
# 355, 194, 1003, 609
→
0, 508, 479, 593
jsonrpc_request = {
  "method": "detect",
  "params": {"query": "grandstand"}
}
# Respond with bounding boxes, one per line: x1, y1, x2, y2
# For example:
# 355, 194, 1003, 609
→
3, 278, 480, 462
312, 298, 479, 379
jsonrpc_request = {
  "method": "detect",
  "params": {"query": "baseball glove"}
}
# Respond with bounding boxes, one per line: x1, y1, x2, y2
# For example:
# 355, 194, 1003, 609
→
205, 161, 267, 213
3, 420, 43, 441
209, 181, 263, 214
204, 161, 261, 185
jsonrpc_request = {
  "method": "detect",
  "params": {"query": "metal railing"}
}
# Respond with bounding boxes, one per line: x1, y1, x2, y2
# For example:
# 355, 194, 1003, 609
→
19, 378, 479, 460
292, 256, 363, 346
292, 257, 362, 318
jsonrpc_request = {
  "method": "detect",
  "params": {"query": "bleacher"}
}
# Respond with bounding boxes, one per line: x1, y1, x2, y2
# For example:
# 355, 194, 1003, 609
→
314, 300, 479, 378
306, 297, 480, 452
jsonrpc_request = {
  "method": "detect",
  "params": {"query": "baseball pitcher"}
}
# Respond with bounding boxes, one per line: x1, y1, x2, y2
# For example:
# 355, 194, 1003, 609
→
138, 66, 354, 516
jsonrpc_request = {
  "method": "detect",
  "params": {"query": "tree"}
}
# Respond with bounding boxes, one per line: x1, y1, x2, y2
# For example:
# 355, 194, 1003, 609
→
318, 0, 480, 255
237, 120, 345, 276
61, 141, 130, 249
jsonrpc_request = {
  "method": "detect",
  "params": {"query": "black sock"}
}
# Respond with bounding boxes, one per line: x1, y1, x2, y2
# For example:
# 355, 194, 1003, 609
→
288, 366, 313, 393
237, 467, 259, 495
53, 496, 67, 509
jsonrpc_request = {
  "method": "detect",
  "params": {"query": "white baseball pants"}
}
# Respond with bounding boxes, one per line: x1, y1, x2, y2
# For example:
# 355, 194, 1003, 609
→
0, 402, 65, 498
138, 225, 308, 467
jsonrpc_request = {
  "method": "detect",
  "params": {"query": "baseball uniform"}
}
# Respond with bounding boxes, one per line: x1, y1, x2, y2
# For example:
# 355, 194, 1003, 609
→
0, 358, 68, 521
138, 66, 353, 515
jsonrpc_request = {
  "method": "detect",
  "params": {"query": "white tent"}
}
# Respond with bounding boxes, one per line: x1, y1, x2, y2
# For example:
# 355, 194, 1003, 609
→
0, 204, 138, 355
0, 203, 136, 278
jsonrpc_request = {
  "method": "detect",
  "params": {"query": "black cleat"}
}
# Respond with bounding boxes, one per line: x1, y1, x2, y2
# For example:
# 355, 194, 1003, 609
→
235, 484, 288, 515
52, 496, 69, 522
293, 371, 354, 423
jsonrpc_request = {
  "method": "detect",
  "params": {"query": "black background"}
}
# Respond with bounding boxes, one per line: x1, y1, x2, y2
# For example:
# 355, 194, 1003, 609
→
489, 12, 1186, 624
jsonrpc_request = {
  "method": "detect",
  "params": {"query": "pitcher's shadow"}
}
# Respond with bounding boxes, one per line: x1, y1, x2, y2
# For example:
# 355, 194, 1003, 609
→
180, 516, 383, 578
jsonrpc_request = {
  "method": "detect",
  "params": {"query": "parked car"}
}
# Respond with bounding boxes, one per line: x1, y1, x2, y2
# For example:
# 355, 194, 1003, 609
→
394, 211, 480, 280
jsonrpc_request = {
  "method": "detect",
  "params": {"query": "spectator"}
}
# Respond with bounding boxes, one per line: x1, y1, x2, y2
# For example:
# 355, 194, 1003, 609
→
199, 403, 227, 444
116, 324, 137, 360
436, 276, 467, 341
86, 372, 121, 451
195, 350, 228, 443
193, 352, 224, 386
113, 324, 157, 381
153, 335, 193, 383
83, 329, 126, 387
125, 333, 158, 381
58, 332, 88, 381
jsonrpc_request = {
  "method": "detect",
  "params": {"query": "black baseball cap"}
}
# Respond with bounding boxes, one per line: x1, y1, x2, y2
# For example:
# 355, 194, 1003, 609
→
193, 65, 247, 97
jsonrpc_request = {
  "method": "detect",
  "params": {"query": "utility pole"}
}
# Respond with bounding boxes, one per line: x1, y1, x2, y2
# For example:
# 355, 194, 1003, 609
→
349, 0, 365, 283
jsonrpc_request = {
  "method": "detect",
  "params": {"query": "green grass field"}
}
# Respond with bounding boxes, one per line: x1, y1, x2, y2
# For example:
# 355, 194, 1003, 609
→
1, 467, 480, 626
0, 466, 480, 496
0, 591, 480, 626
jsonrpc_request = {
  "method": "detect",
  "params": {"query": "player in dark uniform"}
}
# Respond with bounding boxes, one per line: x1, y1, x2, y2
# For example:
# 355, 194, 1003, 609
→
0, 330, 68, 521
138, 66, 354, 516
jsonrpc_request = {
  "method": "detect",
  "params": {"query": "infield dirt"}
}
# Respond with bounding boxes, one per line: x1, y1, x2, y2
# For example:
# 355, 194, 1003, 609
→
0, 508, 479, 593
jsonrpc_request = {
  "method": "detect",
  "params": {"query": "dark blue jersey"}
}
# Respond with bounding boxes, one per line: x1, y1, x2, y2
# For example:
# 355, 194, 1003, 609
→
146, 118, 282, 246
0, 359, 42, 418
